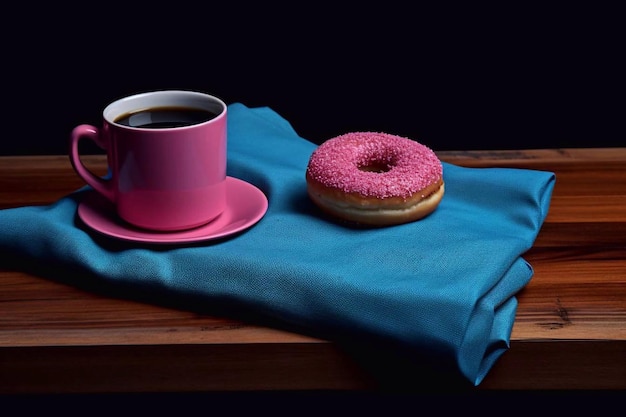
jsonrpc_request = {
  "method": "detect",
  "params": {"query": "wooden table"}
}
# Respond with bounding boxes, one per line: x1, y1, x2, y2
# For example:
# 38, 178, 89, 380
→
1, 149, 625, 394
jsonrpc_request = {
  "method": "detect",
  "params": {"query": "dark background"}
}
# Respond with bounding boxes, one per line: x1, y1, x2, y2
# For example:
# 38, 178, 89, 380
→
2, 4, 623, 156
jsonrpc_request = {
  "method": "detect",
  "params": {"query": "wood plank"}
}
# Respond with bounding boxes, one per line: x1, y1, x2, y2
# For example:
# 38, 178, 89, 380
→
1, 149, 625, 392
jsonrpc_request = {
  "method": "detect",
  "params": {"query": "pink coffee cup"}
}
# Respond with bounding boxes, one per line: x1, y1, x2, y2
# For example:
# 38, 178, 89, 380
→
70, 90, 227, 231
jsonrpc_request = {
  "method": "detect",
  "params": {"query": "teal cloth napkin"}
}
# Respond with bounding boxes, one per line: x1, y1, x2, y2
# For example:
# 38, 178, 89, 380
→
0, 103, 555, 386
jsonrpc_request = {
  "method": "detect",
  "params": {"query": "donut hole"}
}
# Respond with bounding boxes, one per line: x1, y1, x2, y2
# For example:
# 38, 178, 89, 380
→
357, 153, 397, 173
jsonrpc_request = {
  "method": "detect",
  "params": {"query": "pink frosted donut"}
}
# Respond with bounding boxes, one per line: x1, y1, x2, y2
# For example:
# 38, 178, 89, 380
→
305, 132, 444, 226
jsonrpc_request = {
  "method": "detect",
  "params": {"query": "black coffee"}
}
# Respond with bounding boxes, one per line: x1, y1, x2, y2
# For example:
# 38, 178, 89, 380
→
114, 106, 218, 128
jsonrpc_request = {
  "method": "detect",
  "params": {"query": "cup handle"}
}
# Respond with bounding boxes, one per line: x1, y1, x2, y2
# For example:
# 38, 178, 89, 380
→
69, 124, 115, 203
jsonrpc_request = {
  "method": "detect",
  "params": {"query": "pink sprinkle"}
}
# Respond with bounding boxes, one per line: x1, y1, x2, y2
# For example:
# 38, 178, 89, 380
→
306, 132, 443, 199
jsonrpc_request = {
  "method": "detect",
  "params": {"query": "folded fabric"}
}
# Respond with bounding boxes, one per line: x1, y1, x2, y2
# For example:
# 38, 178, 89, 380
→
0, 103, 555, 385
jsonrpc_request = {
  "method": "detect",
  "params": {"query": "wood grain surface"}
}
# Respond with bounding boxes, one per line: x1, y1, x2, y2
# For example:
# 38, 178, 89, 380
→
1, 149, 625, 393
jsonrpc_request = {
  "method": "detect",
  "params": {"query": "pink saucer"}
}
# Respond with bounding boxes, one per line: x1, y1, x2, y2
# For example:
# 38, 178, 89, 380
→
78, 176, 268, 244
